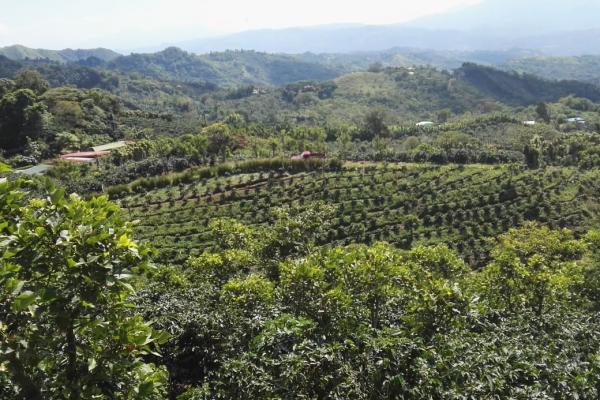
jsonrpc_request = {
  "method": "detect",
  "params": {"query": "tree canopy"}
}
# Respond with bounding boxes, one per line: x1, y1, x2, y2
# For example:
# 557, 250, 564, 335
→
0, 179, 168, 399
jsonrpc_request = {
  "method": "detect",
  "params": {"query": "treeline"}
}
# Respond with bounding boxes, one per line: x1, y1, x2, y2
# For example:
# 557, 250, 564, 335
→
458, 63, 600, 105
105, 158, 342, 198
0, 69, 124, 165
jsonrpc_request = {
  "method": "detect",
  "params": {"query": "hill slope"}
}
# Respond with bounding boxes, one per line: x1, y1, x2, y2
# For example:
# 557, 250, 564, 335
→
505, 56, 600, 86
207, 64, 600, 124
104, 47, 342, 86
112, 162, 600, 267
0, 45, 121, 63
456, 63, 600, 105
297, 48, 540, 73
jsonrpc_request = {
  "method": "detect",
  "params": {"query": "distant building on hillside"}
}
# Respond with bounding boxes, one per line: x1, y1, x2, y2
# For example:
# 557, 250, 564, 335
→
416, 121, 435, 127
565, 117, 586, 124
252, 87, 267, 95
60, 151, 110, 163
59, 141, 130, 164
291, 151, 326, 161
523, 120, 537, 126
91, 141, 128, 152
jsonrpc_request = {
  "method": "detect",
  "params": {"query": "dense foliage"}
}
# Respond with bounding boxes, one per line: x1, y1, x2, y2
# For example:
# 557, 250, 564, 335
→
133, 215, 600, 398
3, 42, 600, 399
109, 162, 599, 267
0, 180, 169, 399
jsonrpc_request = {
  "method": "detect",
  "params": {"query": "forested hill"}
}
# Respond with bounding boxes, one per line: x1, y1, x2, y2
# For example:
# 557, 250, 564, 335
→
103, 47, 342, 86
457, 63, 600, 105
205, 64, 600, 125
505, 55, 600, 87
0, 45, 120, 63
4, 53, 600, 127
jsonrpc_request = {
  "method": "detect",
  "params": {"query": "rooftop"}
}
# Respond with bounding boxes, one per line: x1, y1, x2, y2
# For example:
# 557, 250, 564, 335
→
91, 141, 128, 152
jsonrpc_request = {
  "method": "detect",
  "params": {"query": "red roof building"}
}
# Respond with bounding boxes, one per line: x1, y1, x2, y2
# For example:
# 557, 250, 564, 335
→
59, 150, 110, 163
291, 151, 326, 160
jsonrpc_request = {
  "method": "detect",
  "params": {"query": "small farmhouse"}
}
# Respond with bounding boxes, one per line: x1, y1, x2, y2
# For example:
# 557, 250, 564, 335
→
59, 141, 130, 163
416, 121, 435, 127
291, 151, 326, 161
91, 141, 128, 152
565, 117, 586, 124
60, 151, 110, 163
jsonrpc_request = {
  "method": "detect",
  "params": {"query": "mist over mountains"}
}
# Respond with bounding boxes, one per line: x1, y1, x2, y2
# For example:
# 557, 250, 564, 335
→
409, 0, 600, 36
0, 0, 600, 86
2, 0, 600, 58
174, 0, 600, 55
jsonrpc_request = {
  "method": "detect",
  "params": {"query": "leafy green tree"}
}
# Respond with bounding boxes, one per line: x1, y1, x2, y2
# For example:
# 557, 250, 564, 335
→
202, 123, 234, 161
0, 180, 168, 399
268, 139, 278, 157
0, 89, 46, 150
524, 144, 540, 169
474, 223, 584, 317
263, 203, 336, 262
53, 131, 81, 152
579, 230, 600, 309
536, 102, 551, 123
436, 109, 452, 123
0, 78, 15, 98
14, 69, 49, 96
357, 110, 389, 141
368, 62, 384, 73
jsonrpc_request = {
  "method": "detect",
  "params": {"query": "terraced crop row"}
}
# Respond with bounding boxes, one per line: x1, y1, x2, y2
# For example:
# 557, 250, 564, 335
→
118, 163, 600, 266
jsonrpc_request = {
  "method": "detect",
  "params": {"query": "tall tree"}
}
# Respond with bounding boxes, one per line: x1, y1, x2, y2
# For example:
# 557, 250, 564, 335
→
358, 110, 390, 141
0, 180, 168, 399
536, 102, 551, 123
14, 69, 49, 96
0, 89, 46, 150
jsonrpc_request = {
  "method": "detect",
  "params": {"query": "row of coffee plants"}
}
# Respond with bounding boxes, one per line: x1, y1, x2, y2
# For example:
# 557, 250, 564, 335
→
116, 163, 600, 265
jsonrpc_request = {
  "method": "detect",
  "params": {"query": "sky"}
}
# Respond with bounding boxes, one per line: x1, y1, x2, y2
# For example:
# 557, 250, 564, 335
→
0, 0, 480, 51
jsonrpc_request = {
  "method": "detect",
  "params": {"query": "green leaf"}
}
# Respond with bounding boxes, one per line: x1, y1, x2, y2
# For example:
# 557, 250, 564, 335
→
9, 279, 25, 296
117, 234, 137, 249
12, 291, 37, 311
88, 358, 97, 371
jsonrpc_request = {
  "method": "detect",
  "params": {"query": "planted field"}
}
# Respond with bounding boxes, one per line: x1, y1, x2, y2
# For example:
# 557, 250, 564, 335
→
117, 163, 600, 266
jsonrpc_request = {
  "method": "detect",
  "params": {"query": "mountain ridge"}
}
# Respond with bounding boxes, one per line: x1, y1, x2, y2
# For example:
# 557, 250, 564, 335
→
0, 45, 121, 63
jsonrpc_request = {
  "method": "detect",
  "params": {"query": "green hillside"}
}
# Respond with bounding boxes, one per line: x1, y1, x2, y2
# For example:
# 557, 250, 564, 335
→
0, 44, 120, 63
297, 48, 540, 72
106, 161, 600, 267
203, 67, 489, 125
5, 48, 600, 127
5, 41, 600, 400
506, 55, 600, 86
456, 63, 600, 105
207, 64, 600, 124
106, 47, 342, 87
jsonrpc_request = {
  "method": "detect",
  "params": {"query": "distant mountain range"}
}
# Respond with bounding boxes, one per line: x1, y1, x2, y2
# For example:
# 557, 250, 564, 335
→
173, 26, 600, 56
0, 45, 121, 63
3, 0, 600, 90
3, 0, 600, 58
505, 55, 600, 86
170, 0, 600, 55
408, 0, 600, 36
103, 47, 341, 86
4, 43, 600, 90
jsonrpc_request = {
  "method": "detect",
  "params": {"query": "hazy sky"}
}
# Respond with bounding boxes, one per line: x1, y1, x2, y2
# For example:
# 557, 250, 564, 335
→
0, 0, 480, 50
